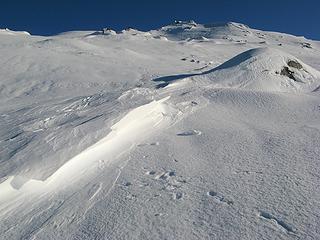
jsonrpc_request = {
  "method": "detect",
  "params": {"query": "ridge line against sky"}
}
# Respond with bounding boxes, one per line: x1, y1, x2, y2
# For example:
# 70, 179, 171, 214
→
0, 0, 319, 40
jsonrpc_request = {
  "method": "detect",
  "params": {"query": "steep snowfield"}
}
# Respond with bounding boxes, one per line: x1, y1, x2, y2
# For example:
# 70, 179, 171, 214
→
0, 21, 320, 239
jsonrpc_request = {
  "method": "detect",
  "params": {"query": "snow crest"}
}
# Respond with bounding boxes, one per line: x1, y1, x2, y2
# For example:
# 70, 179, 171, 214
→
0, 96, 177, 203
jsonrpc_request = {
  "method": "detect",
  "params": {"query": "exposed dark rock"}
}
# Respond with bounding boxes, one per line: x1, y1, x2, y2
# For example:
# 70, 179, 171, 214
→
102, 28, 116, 35
288, 60, 303, 69
302, 42, 312, 48
280, 66, 296, 80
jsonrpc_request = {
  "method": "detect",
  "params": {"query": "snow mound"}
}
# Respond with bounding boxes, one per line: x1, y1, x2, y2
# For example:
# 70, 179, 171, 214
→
0, 28, 30, 36
193, 47, 320, 93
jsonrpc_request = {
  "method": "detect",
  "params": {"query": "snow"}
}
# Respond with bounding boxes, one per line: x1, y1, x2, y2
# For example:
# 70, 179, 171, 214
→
0, 96, 176, 206
0, 21, 320, 239
0, 28, 30, 36
191, 47, 320, 92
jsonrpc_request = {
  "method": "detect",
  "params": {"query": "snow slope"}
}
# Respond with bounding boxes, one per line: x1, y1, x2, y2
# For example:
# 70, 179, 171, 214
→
191, 47, 320, 92
0, 21, 320, 240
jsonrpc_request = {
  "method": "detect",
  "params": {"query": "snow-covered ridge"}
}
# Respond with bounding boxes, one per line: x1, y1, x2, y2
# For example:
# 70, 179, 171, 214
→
150, 20, 252, 41
0, 28, 30, 36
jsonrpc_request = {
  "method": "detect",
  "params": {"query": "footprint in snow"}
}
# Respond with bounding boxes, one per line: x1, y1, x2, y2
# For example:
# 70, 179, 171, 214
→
137, 142, 159, 147
259, 211, 295, 233
154, 213, 163, 217
173, 192, 184, 200
177, 130, 202, 136
155, 171, 176, 180
207, 191, 233, 205
123, 182, 132, 187
146, 170, 156, 175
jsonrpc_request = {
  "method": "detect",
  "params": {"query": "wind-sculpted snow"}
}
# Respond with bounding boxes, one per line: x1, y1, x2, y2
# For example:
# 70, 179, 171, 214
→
0, 96, 177, 202
193, 47, 320, 92
0, 22, 320, 239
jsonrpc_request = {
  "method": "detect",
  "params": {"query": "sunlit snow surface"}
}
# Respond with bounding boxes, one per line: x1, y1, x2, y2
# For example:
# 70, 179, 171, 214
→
0, 22, 320, 239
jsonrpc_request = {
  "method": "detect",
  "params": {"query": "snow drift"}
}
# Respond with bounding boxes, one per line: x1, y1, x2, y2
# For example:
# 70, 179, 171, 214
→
0, 97, 177, 198
192, 47, 320, 92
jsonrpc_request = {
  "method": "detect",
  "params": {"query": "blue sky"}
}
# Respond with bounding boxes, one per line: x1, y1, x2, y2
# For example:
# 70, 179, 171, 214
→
1, 0, 319, 39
